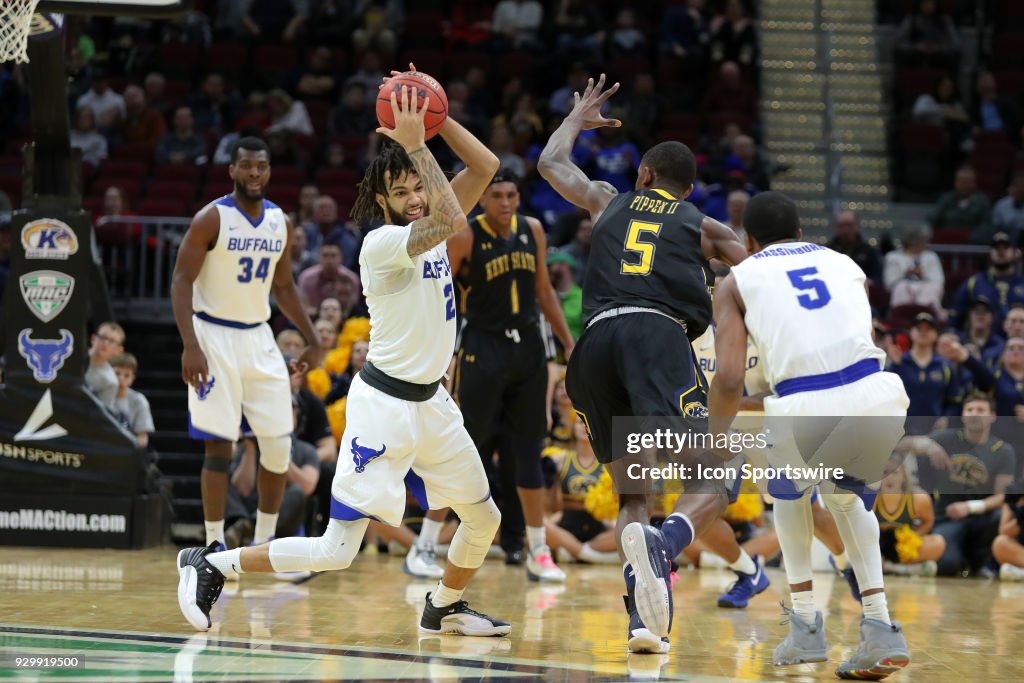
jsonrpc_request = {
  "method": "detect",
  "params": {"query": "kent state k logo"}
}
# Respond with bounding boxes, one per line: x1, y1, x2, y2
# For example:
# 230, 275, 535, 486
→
351, 437, 387, 473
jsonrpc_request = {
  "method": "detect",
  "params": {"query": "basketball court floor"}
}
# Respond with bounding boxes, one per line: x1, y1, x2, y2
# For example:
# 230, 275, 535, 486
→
1, 546, 1021, 682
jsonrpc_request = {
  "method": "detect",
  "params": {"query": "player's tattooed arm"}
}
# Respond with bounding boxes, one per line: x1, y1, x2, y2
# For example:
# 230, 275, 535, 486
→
405, 144, 469, 257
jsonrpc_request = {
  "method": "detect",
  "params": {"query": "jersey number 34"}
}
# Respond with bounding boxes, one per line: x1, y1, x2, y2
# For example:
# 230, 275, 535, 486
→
786, 267, 832, 310
237, 257, 271, 283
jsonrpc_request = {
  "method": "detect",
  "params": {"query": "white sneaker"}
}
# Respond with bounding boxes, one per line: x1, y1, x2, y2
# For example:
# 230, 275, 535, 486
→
999, 563, 1024, 581
403, 544, 445, 579
526, 546, 566, 582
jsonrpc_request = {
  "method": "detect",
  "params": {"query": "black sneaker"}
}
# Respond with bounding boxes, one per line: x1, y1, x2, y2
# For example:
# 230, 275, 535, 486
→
419, 593, 511, 636
624, 592, 669, 654
176, 542, 226, 630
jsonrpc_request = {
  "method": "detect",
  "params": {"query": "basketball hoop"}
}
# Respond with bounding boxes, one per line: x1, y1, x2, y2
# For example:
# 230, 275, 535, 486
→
0, 0, 43, 63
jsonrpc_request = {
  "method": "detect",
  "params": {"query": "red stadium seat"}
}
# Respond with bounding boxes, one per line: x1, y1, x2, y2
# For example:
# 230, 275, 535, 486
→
303, 100, 332, 135
315, 168, 359, 187
145, 180, 197, 200
158, 43, 201, 78
253, 45, 299, 73
205, 44, 248, 76
610, 56, 651, 83
99, 159, 148, 180
399, 50, 443, 80
137, 197, 190, 216
320, 185, 357, 209
499, 51, 535, 77
270, 166, 307, 186
153, 163, 201, 184
446, 51, 490, 79
932, 227, 972, 244
99, 179, 142, 204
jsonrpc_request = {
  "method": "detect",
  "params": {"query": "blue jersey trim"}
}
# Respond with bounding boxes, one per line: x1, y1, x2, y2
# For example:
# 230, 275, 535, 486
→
193, 311, 262, 329
188, 413, 232, 441
404, 469, 429, 510
214, 194, 269, 229
330, 496, 380, 522
774, 359, 881, 397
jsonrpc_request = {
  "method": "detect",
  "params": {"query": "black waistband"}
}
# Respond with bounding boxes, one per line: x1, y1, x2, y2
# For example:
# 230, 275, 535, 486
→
359, 361, 440, 402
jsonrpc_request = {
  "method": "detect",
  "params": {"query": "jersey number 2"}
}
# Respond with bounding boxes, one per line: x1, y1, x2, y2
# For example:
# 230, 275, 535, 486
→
620, 220, 663, 275
786, 267, 831, 310
443, 283, 456, 321
238, 257, 270, 283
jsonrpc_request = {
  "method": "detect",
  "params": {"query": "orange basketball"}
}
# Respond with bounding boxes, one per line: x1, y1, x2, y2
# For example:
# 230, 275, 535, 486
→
376, 71, 449, 140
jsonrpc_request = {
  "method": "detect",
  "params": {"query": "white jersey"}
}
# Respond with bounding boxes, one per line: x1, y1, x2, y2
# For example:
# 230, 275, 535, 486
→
731, 242, 884, 393
360, 224, 456, 384
193, 196, 288, 324
692, 325, 768, 395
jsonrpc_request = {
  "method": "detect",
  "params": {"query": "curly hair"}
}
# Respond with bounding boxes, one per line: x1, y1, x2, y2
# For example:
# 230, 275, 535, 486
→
351, 140, 417, 224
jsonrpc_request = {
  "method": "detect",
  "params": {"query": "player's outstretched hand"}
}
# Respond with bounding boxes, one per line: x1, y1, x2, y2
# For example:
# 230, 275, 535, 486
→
567, 73, 621, 131
376, 85, 427, 151
182, 344, 210, 393
293, 346, 321, 377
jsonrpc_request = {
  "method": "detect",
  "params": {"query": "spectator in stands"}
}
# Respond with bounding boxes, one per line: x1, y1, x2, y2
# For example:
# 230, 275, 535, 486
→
957, 297, 1004, 358
188, 73, 241, 137
993, 170, 1024, 242
298, 242, 361, 315
225, 402, 321, 549
959, 336, 1024, 416
993, 492, 1024, 581
266, 129, 302, 167
709, 0, 757, 69
884, 223, 945, 316
65, 47, 92, 106
155, 106, 207, 166
494, 92, 544, 152
86, 321, 125, 409
701, 61, 758, 134
492, 0, 544, 50
315, 318, 339, 359
69, 106, 108, 168
351, 0, 404, 54
660, 0, 710, 68
894, 0, 961, 68
888, 312, 963, 432
161, 8, 213, 46
908, 393, 1014, 576
950, 232, 1024, 328
142, 72, 174, 121
912, 74, 969, 150
729, 133, 771, 190
233, 92, 271, 133
929, 166, 992, 244
241, 0, 308, 44
76, 68, 125, 131
592, 121, 641, 193
487, 125, 526, 178
827, 210, 882, 283
291, 46, 340, 104
560, 214, 593, 285
119, 85, 166, 148
548, 251, 582, 341
972, 71, 1021, 147
621, 72, 660, 153
329, 82, 377, 138
548, 64, 589, 117
325, 338, 368, 404
276, 329, 305, 356
290, 184, 319, 229
265, 89, 313, 137
109, 352, 155, 448
317, 297, 344, 330
553, 0, 605, 60
724, 190, 749, 240
981, 305, 1024, 367
607, 8, 647, 57
344, 52, 386, 106
302, 0, 353, 45
447, 0, 493, 51
289, 223, 317, 278
101, 185, 132, 219
305, 196, 359, 270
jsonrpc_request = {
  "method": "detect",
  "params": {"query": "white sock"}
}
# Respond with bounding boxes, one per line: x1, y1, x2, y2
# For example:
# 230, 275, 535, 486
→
205, 519, 225, 547
253, 511, 279, 545
207, 547, 243, 576
578, 543, 619, 564
431, 581, 465, 608
526, 525, 547, 552
791, 590, 817, 623
417, 517, 443, 549
728, 548, 757, 575
832, 551, 850, 571
862, 592, 891, 624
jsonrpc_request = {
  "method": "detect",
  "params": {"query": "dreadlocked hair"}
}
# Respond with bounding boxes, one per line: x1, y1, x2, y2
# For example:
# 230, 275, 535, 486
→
351, 140, 417, 224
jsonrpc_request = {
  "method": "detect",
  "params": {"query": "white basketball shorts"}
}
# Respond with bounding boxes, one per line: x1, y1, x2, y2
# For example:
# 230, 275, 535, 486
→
187, 316, 292, 440
331, 374, 491, 527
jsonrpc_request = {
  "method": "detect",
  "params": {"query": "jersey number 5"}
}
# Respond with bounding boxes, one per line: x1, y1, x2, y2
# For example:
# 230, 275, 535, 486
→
786, 267, 832, 310
620, 220, 663, 276
238, 257, 271, 283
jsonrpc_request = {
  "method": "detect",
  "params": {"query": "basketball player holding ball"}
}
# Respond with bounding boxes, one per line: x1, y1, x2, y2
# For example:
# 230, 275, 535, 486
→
177, 72, 514, 639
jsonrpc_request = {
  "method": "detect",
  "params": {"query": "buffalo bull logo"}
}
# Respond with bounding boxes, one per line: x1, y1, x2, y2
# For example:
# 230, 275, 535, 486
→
18, 328, 74, 383
196, 377, 216, 400
351, 437, 387, 473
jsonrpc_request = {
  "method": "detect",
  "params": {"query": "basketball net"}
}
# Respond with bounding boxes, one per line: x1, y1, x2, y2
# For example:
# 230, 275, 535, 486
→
0, 0, 43, 63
